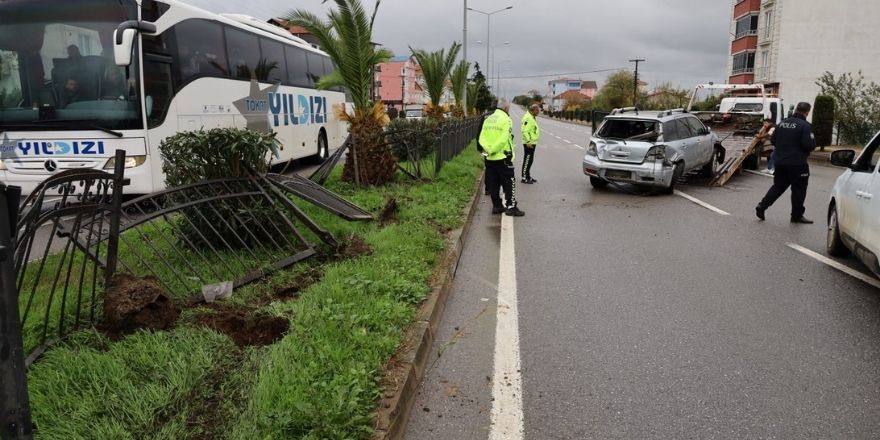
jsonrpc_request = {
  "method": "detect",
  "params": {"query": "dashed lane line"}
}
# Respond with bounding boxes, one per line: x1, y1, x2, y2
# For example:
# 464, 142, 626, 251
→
673, 190, 731, 216
787, 243, 880, 289
563, 139, 572, 144
573, 144, 585, 150
489, 215, 524, 440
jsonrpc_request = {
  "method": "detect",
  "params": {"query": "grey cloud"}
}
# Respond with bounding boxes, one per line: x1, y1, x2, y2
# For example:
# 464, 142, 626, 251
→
180, 0, 730, 96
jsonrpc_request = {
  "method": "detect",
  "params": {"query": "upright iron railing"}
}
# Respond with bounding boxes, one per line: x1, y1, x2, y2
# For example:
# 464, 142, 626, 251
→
0, 183, 33, 440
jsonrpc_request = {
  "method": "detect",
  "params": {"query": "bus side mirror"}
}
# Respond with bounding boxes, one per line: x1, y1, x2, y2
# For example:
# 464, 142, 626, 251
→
114, 28, 137, 66
113, 20, 157, 66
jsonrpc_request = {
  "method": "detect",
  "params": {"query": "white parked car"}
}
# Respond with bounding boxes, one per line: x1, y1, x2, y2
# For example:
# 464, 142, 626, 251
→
828, 131, 880, 276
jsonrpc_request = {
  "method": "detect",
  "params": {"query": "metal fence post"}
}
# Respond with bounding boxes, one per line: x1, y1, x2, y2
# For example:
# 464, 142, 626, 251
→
0, 184, 34, 440
104, 149, 126, 288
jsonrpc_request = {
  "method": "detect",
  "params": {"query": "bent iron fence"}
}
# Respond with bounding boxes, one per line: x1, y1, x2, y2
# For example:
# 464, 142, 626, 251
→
0, 149, 374, 438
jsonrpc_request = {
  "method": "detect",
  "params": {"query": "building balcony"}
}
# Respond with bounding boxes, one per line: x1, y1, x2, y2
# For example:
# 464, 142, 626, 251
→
731, 67, 755, 75
728, 72, 755, 85
731, 35, 758, 53
733, 0, 761, 17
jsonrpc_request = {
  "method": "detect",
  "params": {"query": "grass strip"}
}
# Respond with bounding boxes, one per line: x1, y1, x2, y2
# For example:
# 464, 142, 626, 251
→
26, 146, 483, 439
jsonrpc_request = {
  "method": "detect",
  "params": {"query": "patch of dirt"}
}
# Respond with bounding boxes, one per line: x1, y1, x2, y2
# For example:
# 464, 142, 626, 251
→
195, 306, 289, 347
274, 267, 323, 299
338, 233, 372, 258
101, 274, 180, 337
378, 198, 399, 226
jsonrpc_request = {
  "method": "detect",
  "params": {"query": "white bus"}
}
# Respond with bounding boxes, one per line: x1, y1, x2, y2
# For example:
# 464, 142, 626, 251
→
0, 0, 347, 195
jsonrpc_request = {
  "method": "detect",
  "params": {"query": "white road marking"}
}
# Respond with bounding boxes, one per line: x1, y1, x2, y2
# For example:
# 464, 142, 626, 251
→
574, 144, 585, 150
673, 190, 731, 216
787, 243, 880, 289
563, 139, 572, 144
489, 215, 524, 440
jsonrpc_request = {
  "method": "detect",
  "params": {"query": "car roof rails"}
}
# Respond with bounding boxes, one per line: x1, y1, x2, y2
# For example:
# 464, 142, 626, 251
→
657, 108, 686, 117
610, 107, 640, 115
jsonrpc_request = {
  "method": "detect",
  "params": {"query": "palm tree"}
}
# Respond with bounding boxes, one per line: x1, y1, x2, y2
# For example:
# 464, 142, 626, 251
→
410, 42, 461, 120
449, 60, 470, 118
287, 0, 396, 185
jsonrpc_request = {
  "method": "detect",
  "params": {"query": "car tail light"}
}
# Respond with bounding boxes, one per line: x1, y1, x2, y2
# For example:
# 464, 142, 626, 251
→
646, 145, 667, 161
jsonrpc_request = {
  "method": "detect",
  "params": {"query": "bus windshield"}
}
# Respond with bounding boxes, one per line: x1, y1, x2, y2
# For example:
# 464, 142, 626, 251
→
0, 0, 142, 131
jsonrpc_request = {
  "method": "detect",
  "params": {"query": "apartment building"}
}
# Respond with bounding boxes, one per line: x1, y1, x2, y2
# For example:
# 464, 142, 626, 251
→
727, 0, 880, 113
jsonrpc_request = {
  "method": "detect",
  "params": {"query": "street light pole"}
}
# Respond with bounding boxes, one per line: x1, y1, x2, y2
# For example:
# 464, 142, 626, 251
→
463, 0, 467, 115
467, 6, 513, 89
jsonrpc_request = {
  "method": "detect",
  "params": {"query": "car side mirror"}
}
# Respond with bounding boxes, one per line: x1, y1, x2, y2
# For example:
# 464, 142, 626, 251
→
113, 28, 136, 66
830, 149, 856, 168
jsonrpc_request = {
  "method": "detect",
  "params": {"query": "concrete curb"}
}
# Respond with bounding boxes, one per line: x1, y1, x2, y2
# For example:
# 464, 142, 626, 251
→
372, 170, 485, 440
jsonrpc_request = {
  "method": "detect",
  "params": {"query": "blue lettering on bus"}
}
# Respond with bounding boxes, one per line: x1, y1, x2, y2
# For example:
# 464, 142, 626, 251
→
267, 92, 329, 128
14, 141, 109, 156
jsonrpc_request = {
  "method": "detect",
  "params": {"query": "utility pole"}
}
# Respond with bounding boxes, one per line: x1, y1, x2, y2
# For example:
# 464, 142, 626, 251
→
629, 58, 645, 107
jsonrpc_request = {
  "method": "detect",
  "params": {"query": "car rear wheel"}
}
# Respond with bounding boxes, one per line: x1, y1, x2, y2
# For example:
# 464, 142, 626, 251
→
663, 162, 684, 195
590, 176, 608, 189
827, 204, 850, 257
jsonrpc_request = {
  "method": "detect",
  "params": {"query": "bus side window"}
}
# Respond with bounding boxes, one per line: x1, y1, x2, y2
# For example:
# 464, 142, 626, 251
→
174, 20, 228, 82
285, 45, 309, 87
306, 52, 324, 87
225, 27, 261, 81
258, 38, 287, 83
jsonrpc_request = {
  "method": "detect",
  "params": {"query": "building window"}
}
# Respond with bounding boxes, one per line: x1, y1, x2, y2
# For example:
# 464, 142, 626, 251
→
734, 14, 759, 39
732, 51, 755, 75
757, 50, 769, 78
763, 11, 773, 38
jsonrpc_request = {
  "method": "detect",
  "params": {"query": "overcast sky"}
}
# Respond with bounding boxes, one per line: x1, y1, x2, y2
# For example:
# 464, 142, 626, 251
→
182, 0, 731, 97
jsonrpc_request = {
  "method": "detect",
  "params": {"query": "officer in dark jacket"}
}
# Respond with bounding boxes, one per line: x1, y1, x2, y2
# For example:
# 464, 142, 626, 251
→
756, 102, 817, 223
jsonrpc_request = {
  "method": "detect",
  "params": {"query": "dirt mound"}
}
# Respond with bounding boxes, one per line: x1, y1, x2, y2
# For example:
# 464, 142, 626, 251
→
378, 198, 399, 226
339, 234, 372, 258
196, 307, 289, 347
102, 274, 180, 337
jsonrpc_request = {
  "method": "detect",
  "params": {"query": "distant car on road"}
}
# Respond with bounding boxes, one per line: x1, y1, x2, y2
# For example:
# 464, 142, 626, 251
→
583, 108, 723, 193
827, 131, 880, 276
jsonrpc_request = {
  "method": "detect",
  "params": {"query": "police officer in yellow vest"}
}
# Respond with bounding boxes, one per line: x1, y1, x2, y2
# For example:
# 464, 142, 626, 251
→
520, 104, 541, 184
478, 99, 525, 217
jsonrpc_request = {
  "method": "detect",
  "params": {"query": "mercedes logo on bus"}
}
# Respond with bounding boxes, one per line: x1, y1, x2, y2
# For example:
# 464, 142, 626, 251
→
44, 159, 58, 172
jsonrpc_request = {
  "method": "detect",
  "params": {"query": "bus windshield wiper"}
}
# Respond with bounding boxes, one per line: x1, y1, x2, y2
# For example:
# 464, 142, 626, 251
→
84, 124, 124, 138
37, 120, 124, 138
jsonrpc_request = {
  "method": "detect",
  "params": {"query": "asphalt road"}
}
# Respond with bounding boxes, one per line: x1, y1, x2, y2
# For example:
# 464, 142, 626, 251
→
405, 107, 880, 439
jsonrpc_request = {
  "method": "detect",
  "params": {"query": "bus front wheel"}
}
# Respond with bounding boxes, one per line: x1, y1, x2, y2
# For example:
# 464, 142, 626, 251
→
315, 131, 329, 162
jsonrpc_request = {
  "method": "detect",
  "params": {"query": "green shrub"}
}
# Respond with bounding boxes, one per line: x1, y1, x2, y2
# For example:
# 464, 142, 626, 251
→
159, 128, 280, 249
386, 118, 438, 161
813, 94, 835, 148
159, 127, 278, 186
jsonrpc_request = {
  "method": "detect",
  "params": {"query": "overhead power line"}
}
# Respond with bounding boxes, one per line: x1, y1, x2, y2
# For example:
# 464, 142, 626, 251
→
496, 67, 627, 80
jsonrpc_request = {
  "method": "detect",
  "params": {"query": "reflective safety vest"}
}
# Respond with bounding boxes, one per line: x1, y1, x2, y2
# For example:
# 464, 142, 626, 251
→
521, 111, 540, 145
478, 109, 514, 161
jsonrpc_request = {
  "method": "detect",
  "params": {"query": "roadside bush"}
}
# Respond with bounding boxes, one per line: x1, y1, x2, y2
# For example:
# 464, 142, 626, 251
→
159, 128, 280, 249
813, 94, 835, 149
817, 71, 880, 145
386, 118, 438, 161
160, 128, 279, 185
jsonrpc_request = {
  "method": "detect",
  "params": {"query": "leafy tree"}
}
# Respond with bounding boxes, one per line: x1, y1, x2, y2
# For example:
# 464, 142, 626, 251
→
449, 59, 470, 118
288, 0, 397, 185
591, 70, 644, 111
471, 63, 495, 114
812, 94, 835, 150
816, 71, 880, 145
410, 42, 461, 120
643, 82, 689, 110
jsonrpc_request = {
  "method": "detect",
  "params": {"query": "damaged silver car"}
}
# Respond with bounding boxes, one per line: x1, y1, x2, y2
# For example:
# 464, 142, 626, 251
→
583, 108, 723, 193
